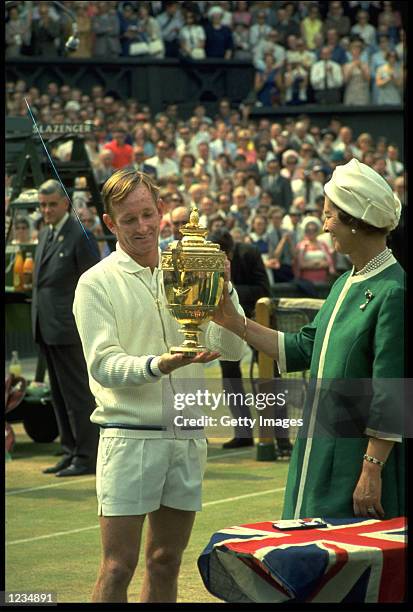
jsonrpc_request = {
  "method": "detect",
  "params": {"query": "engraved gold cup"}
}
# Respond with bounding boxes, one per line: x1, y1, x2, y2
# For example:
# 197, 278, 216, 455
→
161, 207, 226, 356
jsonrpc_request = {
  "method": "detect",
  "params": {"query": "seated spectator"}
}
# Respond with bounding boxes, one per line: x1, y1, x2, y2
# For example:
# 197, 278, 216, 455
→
291, 166, 324, 205
103, 128, 133, 169
254, 52, 283, 107
343, 38, 371, 105
350, 9, 376, 49
247, 214, 270, 256
280, 149, 301, 180
12, 216, 31, 245
283, 60, 309, 105
127, 146, 157, 176
6, 4, 32, 58
295, 219, 335, 283
266, 206, 295, 282
212, 153, 233, 189
160, 205, 190, 251
323, 1, 351, 38
204, 6, 233, 59
230, 226, 246, 243
375, 50, 403, 105
385, 143, 404, 180
216, 192, 232, 218
281, 204, 304, 241
245, 174, 261, 209
324, 28, 348, 65
208, 213, 227, 234
146, 140, 179, 178
235, 129, 257, 165
91, 1, 121, 57
156, 1, 183, 58
93, 149, 116, 186
310, 46, 344, 104
179, 153, 196, 173
355, 132, 374, 160
179, 8, 206, 60
333, 126, 361, 160
301, 4, 323, 50
248, 143, 275, 177
194, 142, 214, 177
209, 122, 237, 160
198, 194, 216, 227
261, 158, 293, 211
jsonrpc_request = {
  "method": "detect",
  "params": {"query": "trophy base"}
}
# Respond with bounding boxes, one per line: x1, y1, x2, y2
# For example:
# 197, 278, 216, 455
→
170, 344, 207, 357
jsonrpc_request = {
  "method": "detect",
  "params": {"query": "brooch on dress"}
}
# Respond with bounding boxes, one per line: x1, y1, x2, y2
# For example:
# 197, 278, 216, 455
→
360, 289, 374, 311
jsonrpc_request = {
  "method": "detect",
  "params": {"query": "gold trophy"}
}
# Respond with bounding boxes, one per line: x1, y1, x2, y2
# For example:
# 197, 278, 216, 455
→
161, 206, 226, 356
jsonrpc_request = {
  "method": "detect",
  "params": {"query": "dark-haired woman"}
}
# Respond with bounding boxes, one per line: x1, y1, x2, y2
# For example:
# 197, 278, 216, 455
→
213, 158, 405, 520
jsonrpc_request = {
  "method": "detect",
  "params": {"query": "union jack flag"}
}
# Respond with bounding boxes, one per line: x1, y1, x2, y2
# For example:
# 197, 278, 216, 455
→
198, 517, 406, 603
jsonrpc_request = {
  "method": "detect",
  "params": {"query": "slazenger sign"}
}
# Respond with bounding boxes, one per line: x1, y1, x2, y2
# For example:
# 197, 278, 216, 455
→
33, 123, 95, 136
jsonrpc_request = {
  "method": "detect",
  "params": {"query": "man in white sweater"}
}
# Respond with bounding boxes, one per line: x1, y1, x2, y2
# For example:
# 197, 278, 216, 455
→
73, 169, 245, 603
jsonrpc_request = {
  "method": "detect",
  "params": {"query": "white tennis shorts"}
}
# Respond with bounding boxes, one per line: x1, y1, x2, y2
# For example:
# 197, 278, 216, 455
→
96, 436, 208, 516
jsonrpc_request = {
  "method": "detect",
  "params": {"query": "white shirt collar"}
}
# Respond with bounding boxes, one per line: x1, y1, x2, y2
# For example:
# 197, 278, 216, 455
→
115, 242, 161, 274
49, 211, 69, 236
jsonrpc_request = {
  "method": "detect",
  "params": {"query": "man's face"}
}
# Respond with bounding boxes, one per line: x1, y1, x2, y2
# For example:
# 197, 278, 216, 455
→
39, 192, 69, 226
171, 208, 190, 239
157, 142, 168, 160
103, 185, 161, 263
115, 131, 126, 145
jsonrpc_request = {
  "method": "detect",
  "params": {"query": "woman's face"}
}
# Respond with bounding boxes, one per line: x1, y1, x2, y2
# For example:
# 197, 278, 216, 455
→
323, 197, 354, 254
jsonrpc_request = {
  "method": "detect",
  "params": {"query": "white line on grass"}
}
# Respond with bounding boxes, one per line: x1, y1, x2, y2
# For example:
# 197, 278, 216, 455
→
6, 487, 285, 545
6, 450, 252, 496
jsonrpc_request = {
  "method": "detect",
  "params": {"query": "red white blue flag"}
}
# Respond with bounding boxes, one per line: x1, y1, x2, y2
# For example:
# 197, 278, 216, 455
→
198, 517, 406, 603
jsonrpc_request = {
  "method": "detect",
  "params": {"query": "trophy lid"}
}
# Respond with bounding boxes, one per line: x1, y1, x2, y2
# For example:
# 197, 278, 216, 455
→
179, 206, 208, 242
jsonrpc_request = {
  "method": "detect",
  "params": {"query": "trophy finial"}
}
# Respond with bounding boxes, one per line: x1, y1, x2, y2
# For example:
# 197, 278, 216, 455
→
189, 206, 199, 227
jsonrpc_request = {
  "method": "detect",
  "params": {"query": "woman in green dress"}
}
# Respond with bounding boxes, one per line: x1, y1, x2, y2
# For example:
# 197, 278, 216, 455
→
213, 158, 405, 520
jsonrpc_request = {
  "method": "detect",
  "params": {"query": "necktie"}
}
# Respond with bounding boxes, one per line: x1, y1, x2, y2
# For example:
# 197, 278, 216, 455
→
324, 61, 329, 90
43, 227, 55, 257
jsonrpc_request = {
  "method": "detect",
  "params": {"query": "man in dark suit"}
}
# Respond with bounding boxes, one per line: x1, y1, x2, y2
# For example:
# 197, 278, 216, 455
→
126, 146, 157, 178
32, 179, 101, 476
209, 229, 270, 448
261, 158, 293, 211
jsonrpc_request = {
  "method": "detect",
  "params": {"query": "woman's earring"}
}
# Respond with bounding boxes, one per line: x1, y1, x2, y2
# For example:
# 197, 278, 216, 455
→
351, 228, 357, 234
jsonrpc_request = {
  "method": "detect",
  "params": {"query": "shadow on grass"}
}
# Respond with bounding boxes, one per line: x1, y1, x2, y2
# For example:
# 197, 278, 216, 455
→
11, 441, 60, 459
205, 470, 273, 481
7, 486, 96, 502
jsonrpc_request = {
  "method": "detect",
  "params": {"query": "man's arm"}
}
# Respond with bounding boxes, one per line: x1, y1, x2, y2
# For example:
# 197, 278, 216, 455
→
73, 278, 219, 388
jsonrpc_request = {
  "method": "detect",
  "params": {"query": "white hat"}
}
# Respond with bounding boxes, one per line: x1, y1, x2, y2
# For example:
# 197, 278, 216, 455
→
324, 158, 401, 231
208, 6, 223, 18
65, 100, 80, 111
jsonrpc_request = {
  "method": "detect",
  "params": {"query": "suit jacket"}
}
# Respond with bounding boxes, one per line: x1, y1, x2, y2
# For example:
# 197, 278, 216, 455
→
261, 174, 293, 210
32, 215, 100, 345
231, 243, 270, 319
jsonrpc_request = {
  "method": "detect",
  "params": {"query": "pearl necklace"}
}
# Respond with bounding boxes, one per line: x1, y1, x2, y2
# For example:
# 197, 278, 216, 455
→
354, 247, 393, 276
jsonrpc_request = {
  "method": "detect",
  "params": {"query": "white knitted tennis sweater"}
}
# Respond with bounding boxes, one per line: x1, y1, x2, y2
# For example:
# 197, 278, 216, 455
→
73, 244, 245, 437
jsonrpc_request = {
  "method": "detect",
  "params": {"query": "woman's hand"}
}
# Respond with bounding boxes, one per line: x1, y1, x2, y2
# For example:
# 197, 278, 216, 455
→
353, 462, 384, 519
213, 281, 239, 329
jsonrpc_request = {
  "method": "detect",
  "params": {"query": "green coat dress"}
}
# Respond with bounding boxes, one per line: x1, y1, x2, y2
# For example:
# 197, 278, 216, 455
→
280, 257, 405, 519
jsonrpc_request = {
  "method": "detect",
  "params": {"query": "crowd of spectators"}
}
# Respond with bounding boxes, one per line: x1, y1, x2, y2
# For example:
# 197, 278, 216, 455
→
6, 72, 405, 291
6, 1, 405, 107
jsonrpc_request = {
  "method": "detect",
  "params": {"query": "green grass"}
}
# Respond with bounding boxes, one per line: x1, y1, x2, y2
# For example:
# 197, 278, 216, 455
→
6, 422, 290, 604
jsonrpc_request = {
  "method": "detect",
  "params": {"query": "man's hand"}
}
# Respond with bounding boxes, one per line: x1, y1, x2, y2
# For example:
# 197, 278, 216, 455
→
157, 350, 221, 374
